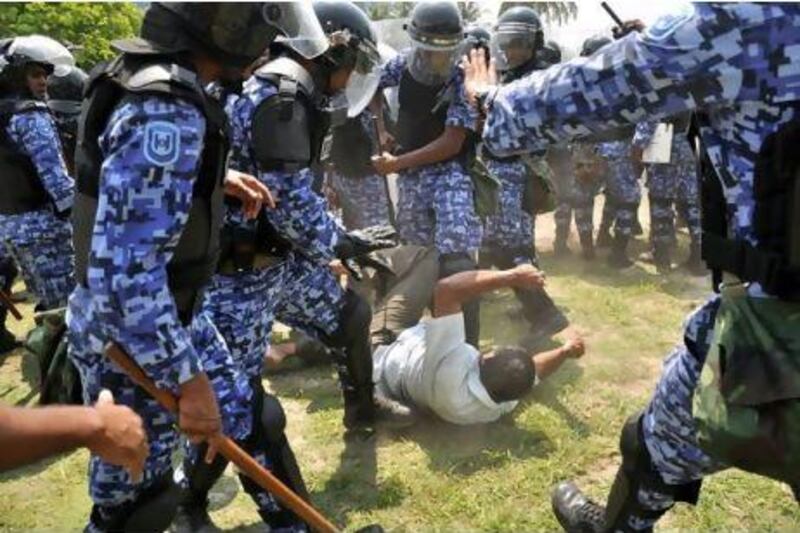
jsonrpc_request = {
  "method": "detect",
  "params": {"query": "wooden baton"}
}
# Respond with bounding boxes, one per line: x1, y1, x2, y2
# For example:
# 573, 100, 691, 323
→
104, 342, 339, 533
0, 289, 22, 321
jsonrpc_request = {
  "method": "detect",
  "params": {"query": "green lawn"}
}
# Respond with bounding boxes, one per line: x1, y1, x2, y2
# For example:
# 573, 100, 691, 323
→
2, 210, 799, 532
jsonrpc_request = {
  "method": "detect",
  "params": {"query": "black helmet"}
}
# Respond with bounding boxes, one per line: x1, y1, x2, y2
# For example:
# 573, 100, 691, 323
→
541, 40, 562, 66
138, 2, 328, 68
311, 1, 380, 118
47, 65, 88, 117
491, 6, 544, 71
406, 1, 464, 49
580, 35, 612, 57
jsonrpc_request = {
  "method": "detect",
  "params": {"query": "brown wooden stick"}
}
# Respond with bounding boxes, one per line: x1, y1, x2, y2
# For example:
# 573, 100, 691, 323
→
104, 342, 339, 533
0, 290, 23, 321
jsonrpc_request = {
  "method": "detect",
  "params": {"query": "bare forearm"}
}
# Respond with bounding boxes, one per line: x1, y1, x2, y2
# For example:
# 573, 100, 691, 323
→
0, 405, 102, 472
434, 269, 517, 317
531, 346, 572, 381
393, 128, 466, 172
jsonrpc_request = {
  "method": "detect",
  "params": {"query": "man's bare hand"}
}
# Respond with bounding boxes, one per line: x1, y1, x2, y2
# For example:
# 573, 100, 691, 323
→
178, 373, 222, 446
612, 19, 646, 39
372, 152, 399, 176
88, 390, 148, 482
224, 170, 276, 219
462, 48, 497, 110
508, 264, 546, 290
563, 337, 586, 359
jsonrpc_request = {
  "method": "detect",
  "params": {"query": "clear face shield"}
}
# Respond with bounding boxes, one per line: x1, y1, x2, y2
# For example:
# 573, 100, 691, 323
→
343, 34, 382, 118
490, 29, 536, 72
267, 1, 330, 59
407, 40, 459, 87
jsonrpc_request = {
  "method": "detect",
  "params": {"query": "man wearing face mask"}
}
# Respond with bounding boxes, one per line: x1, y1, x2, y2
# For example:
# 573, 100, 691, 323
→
371, 0, 483, 347
0, 36, 76, 312
480, 7, 569, 339
67, 3, 307, 530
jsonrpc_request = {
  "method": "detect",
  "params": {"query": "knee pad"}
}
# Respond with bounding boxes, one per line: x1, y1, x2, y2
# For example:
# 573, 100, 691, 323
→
439, 252, 477, 279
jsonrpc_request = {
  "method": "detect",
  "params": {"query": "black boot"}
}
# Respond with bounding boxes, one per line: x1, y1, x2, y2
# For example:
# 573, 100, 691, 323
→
175, 444, 229, 532
554, 226, 571, 257
652, 243, 672, 275
0, 325, 19, 355
551, 481, 605, 533
607, 234, 633, 269
682, 242, 706, 276
579, 232, 595, 261
596, 226, 613, 249
517, 287, 569, 340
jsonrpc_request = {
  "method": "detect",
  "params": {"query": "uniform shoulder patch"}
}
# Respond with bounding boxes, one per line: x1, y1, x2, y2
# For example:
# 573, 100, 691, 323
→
143, 121, 181, 166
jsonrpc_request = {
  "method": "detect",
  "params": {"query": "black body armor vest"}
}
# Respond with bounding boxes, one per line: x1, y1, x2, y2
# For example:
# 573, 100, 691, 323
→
0, 99, 52, 215
697, 112, 800, 301
72, 54, 229, 324
329, 115, 375, 179
395, 68, 450, 155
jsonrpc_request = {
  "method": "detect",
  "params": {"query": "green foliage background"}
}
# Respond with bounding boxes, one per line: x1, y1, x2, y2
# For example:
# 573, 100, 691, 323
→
0, 2, 142, 69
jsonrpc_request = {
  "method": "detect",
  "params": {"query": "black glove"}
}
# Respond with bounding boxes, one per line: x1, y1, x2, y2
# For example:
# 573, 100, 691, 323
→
333, 224, 397, 261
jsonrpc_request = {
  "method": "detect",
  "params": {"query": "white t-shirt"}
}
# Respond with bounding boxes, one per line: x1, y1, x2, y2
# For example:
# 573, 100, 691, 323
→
373, 313, 518, 425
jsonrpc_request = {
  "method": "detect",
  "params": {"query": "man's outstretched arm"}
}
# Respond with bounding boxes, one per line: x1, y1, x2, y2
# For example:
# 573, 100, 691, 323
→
433, 264, 545, 318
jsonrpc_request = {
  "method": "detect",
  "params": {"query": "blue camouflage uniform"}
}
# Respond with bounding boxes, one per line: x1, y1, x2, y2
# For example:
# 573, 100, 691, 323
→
0, 108, 74, 309
633, 120, 700, 247
329, 111, 391, 231
379, 53, 482, 255
597, 139, 641, 239
66, 95, 254, 529
482, 156, 535, 263
481, 3, 800, 526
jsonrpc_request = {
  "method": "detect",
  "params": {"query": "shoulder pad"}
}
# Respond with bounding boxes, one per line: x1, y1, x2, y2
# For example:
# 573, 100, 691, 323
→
255, 57, 317, 99
252, 95, 311, 172
127, 63, 200, 93
5, 99, 49, 115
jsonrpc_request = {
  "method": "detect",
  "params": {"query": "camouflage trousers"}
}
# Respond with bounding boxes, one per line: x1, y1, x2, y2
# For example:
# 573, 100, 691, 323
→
67, 290, 253, 518
483, 158, 535, 253
329, 172, 391, 230
203, 253, 344, 380
628, 296, 728, 529
675, 170, 702, 244
0, 209, 74, 310
396, 160, 483, 255
603, 167, 642, 239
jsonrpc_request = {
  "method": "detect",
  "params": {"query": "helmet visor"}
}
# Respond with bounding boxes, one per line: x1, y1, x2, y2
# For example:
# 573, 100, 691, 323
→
344, 37, 381, 117
267, 1, 329, 59
407, 42, 458, 86
490, 30, 536, 71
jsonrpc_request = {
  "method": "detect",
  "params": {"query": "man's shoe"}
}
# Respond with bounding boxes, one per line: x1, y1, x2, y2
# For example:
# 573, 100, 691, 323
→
172, 501, 221, 533
374, 392, 416, 429
551, 481, 605, 533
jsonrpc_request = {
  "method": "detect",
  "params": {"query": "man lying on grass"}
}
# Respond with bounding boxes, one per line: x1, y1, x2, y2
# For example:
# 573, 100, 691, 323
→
369, 245, 585, 425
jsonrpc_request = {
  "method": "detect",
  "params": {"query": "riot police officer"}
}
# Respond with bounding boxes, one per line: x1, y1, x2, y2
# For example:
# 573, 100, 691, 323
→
67, 3, 315, 530
371, 0, 484, 346
464, 3, 800, 529
481, 6, 568, 338
0, 35, 76, 311
47, 65, 88, 174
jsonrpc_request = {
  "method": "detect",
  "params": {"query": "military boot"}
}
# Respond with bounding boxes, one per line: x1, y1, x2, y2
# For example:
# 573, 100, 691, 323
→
553, 226, 571, 257
551, 481, 605, 533
579, 232, 595, 261
652, 243, 672, 275
682, 242, 706, 276
607, 234, 634, 269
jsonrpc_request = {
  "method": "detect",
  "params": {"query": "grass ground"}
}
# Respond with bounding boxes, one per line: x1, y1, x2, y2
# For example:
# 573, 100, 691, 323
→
2, 203, 799, 532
